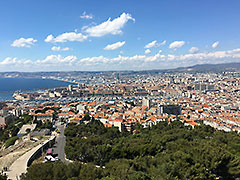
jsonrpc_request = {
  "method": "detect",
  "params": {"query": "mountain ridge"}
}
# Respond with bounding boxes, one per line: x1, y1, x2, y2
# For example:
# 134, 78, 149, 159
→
0, 62, 240, 76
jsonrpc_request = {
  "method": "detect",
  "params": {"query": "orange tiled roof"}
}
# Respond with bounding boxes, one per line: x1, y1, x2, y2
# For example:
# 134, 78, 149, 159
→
185, 122, 199, 126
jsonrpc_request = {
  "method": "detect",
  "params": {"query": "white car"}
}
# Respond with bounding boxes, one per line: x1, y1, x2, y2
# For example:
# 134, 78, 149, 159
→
44, 155, 56, 162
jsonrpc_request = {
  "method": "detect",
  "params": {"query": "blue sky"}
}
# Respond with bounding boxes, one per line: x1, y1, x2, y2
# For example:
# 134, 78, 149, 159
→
1, 0, 240, 71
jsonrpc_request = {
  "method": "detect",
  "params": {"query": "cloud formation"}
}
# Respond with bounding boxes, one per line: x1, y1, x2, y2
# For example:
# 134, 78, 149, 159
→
51, 46, 70, 51
36, 55, 77, 65
145, 40, 157, 49
85, 12, 135, 37
212, 41, 219, 48
80, 11, 93, 19
159, 40, 167, 46
11, 38, 37, 48
45, 32, 87, 43
145, 49, 151, 54
169, 41, 185, 49
104, 41, 125, 50
0, 57, 18, 65
44, 12, 134, 45
189, 47, 199, 54
144, 40, 166, 48
2, 48, 240, 71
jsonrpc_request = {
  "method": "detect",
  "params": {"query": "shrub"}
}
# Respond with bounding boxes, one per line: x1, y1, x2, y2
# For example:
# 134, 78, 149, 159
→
5, 136, 18, 148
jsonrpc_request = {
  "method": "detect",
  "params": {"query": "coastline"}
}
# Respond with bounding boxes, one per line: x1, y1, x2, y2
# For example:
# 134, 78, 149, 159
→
0, 77, 78, 102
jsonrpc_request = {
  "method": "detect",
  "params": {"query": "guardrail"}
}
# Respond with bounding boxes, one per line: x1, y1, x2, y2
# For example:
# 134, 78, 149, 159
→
27, 136, 56, 167
6, 136, 56, 180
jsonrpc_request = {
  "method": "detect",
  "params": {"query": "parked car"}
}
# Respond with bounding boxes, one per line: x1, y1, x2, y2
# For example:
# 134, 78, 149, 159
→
44, 155, 56, 162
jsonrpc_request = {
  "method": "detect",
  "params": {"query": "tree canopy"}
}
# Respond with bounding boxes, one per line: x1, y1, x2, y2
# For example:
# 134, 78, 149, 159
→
21, 120, 240, 180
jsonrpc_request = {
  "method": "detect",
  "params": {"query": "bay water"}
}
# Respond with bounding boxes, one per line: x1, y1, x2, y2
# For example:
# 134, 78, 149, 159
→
0, 78, 72, 101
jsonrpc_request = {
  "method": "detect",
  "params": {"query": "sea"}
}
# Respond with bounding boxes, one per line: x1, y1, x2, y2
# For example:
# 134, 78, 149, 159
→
0, 77, 73, 101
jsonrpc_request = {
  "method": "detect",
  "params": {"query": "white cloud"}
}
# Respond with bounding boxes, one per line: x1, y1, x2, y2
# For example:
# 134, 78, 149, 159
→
80, 11, 93, 19
145, 49, 151, 54
51, 46, 70, 51
61, 47, 70, 51
0, 57, 33, 69
11, 38, 37, 48
212, 41, 219, 48
0, 55, 76, 68
36, 55, 77, 65
79, 56, 109, 64
85, 12, 135, 37
169, 41, 185, 49
51, 46, 61, 51
77, 48, 240, 66
2, 48, 240, 71
145, 40, 157, 49
189, 47, 199, 54
104, 41, 125, 50
45, 32, 87, 43
144, 40, 166, 49
159, 40, 167, 46
0, 57, 17, 65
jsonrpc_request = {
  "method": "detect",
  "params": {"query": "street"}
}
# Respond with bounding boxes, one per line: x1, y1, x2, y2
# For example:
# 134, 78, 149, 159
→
53, 122, 69, 164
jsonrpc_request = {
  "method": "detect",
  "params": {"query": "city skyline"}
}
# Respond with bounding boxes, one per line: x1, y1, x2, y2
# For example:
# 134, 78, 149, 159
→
1, 0, 240, 71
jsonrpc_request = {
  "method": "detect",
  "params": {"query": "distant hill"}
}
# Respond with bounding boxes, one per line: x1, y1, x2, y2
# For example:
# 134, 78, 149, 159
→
137, 62, 240, 74
1, 62, 240, 77
174, 62, 240, 73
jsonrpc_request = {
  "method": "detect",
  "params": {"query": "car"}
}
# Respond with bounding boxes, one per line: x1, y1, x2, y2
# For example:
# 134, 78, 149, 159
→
44, 155, 56, 162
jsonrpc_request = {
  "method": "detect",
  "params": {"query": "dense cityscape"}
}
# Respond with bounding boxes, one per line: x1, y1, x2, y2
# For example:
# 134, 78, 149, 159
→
8, 70, 240, 133
1, 68, 240, 179
1, 0, 240, 179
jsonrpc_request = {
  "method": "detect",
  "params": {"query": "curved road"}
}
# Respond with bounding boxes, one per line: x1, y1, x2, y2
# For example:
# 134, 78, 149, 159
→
6, 136, 55, 180
6, 122, 69, 180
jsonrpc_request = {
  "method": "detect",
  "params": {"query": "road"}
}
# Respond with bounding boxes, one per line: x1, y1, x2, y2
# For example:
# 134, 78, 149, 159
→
53, 122, 69, 164
6, 136, 55, 180
5, 121, 68, 180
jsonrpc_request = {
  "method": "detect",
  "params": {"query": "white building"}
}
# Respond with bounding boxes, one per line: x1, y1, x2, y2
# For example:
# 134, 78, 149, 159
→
142, 97, 150, 109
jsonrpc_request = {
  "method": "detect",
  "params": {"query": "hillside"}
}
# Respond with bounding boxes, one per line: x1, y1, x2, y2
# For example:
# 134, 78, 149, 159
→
174, 62, 240, 73
21, 120, 240, 180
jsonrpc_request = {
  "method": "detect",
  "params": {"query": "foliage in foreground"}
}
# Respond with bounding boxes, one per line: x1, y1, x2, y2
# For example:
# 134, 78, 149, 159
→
0, 174, 7, 180
22, 120, 240, 180
21, 162, 102, 180
0, 114, 32, 144
5, 136, 18, 148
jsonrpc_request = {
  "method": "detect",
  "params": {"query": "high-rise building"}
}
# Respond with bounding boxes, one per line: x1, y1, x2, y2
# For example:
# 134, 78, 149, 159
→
157, 104, 164, 116
68, 85, 72, 91
142, 97, 150, 108
157, 104, 182, 115
195, 84, 214, 91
